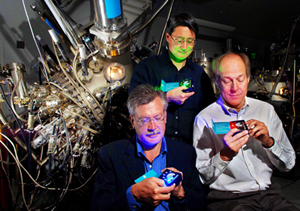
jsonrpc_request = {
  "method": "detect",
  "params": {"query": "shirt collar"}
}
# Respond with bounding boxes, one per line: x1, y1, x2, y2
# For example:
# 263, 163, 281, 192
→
161, 51, 193, 70
161, 51, 172, 66
136, 135, 167, 159
185, 57, 194, 69
217, 95, 249, 116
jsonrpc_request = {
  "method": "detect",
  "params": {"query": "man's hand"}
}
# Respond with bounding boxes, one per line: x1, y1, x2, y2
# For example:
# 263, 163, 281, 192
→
131, 177, 175, 206
246, 119, 274, 147
220, 129, 249, 161
161, 167, 185, 200
166, 87, 194, 105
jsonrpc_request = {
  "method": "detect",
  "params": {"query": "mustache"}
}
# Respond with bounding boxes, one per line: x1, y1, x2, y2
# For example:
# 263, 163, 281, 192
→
146, 131, 161, 136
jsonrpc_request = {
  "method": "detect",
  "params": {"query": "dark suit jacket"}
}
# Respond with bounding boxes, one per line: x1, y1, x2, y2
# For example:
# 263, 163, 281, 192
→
91, 136, 207, 211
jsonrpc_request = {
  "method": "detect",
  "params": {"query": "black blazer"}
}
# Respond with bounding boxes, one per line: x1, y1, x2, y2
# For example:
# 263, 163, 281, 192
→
91, 136, 207, 211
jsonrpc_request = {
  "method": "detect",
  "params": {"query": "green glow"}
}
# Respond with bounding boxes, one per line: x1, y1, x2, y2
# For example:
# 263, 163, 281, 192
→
212, 59, 224, 73
154, 85, 161, 91
169, 46, 192, 63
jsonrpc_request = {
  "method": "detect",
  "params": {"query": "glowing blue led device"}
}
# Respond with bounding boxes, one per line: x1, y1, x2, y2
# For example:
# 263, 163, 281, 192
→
159, 169, 182, 187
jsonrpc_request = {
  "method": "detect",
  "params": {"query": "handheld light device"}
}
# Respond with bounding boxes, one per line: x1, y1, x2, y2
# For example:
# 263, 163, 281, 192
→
180, 78, 194, 93
159, 169, 182, 187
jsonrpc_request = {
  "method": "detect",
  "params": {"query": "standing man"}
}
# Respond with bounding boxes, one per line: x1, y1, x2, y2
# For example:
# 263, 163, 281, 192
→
91, 84, 207, 211
193, 52, 298, 211
130, 13, 215, 145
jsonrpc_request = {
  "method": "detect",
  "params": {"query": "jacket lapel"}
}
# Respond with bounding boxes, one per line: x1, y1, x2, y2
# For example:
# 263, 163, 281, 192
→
123, 136, 145, 182
165, 138, 180, 167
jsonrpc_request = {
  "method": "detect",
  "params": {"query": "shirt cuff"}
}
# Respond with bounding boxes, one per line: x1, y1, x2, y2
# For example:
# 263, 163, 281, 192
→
174, 197, 185, 203
263, 137, 280, 156
126, 185, 142, 210
214, 151, 230, 171
262, 137, 275, 148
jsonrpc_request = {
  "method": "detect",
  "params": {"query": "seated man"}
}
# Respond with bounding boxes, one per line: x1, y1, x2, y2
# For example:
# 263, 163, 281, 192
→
193, 52, 298, 211
91, 84, 207, 211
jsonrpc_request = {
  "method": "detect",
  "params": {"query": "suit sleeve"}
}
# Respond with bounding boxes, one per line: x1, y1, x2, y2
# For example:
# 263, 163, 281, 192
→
169, 145, 207, 211
90, 148, 131, 211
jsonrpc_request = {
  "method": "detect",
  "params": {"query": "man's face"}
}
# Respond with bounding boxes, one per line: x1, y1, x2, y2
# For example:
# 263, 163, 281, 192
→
130, 96, 166, 150
218, 54, 250, 112
166, 26, 196, 62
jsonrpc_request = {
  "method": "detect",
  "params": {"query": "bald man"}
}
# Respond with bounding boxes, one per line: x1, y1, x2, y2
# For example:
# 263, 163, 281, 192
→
193, 52, 298, 211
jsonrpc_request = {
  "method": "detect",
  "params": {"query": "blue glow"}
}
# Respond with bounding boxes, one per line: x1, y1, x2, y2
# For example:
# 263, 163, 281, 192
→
104, 0, 122, 19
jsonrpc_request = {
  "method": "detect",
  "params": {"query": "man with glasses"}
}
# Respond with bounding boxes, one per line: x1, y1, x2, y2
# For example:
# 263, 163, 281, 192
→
91, 84, 207, 211
129, 13, 215, 145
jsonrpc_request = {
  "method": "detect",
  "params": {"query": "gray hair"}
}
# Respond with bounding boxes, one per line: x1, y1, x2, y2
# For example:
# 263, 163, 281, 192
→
212, 52, 251, 84
127, 84, 168, 116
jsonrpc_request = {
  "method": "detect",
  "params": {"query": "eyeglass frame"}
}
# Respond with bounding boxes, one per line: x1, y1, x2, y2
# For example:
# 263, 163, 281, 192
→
134, 115, 166, 126
170, 35, 196, 46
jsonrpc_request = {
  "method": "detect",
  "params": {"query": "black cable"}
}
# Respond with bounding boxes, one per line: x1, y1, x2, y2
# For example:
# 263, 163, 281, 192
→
48, 154, 60, 210
78, 166, 83, 180
52, 124, 57, 136
58, 117, 70, 169
30, 100, 35, 115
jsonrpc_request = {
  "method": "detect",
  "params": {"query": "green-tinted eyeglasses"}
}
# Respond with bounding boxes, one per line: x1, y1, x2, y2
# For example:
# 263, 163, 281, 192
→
170, 35, 196, 45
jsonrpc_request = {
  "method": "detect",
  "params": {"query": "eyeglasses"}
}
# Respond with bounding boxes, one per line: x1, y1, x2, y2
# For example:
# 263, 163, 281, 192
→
135, 115, 166, 126
170, 35, 196, 45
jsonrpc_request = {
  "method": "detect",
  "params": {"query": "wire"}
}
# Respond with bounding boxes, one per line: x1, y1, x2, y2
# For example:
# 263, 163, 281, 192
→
0, 133, 29, 210
74, 122, 99, 134
0, 142, 18, 207
131, 0, 170, 36
58, 116, 71, 169
21, 0, 49, 81
157, 0, 175, 55
68, 169, 97, 191
45, 81, 94, 124
1, 79, 34, 175
9, 70, 27, 123
47, 154, 60, 210
51, 40, 102, 127
30, 100, 35, 115
0, 132, 86, 192
0, 85, 27, 144
72, 49, 105, 125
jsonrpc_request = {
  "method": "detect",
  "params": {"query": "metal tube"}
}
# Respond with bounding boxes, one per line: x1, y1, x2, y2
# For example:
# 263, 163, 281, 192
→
44, 0, 80, 49
4, 63, 28, 99
93, 0, 126, 32
0, 109, 43, 166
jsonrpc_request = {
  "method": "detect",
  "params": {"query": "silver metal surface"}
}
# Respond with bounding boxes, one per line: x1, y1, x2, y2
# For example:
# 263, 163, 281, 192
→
3, 62, 28, 99
44, 0, 81, 49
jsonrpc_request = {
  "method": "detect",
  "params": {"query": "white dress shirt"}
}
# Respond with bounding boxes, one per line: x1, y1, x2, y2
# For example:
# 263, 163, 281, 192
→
193, 96, 296, 193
